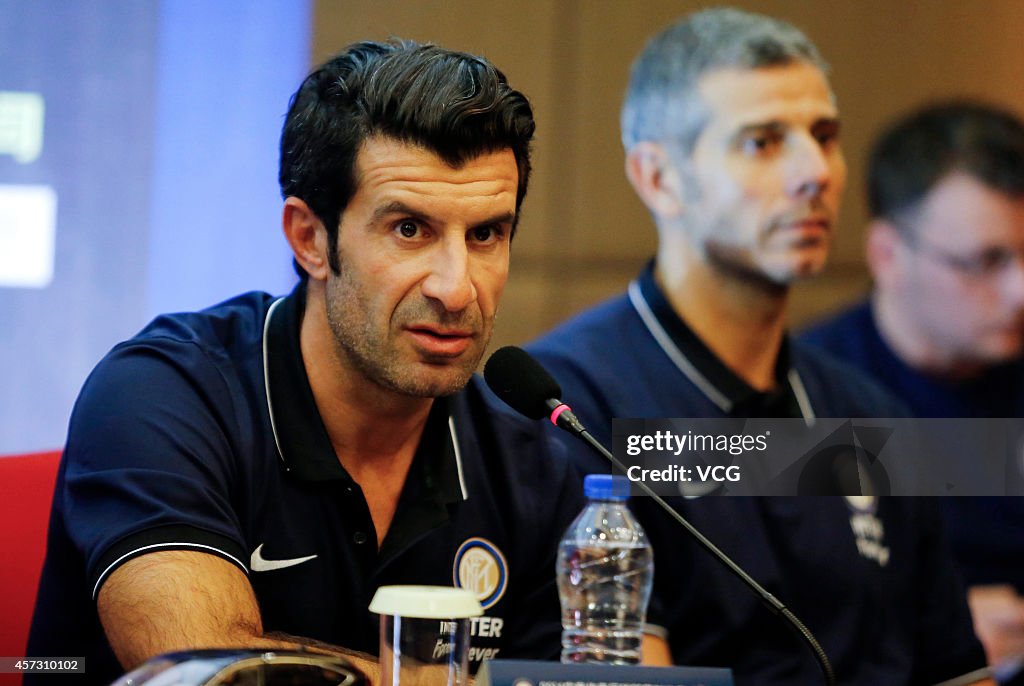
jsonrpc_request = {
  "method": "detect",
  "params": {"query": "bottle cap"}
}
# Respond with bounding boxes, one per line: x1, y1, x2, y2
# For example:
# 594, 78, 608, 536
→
583, 474, 631, 500
369, 585, 483, 619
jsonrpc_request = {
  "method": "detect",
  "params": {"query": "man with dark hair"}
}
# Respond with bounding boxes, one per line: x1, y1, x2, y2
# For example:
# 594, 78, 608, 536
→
279, 40, 534, 284
528, 9, 992, 685
802, 102, 1024, 681
27, 40, 584, 684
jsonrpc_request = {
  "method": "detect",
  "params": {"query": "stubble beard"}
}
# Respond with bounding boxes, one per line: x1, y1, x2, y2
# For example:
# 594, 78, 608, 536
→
698, 207, 830, 294
703, 241, 790, 296
698, 214, 794, 297
323, 270, 488, 399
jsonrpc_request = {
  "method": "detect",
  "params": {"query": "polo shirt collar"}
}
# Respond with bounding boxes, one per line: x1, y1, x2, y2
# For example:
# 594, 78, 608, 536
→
262, 284, 468, 503
627, 262, 815, 421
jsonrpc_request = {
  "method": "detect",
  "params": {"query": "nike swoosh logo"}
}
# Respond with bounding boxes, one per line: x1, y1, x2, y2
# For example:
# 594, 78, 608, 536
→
250, 543, 318, 572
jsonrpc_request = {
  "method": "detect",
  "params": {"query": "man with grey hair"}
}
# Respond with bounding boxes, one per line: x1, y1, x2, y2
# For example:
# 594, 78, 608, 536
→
529, 8, 991, 685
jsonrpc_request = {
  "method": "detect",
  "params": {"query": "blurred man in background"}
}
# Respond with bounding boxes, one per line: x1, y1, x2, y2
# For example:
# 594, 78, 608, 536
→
529, 9, 992, 685
802, 102, 1024, 682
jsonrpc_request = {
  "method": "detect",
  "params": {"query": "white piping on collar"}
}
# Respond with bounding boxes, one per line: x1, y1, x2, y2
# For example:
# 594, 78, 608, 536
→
448, 415, 469, 501
788, 368, 816, 427
934, 667, 996, 686
262, 297, 288, 467
261, 295, 470, 495
628, 280, 732, 412
628, 279, 816, 425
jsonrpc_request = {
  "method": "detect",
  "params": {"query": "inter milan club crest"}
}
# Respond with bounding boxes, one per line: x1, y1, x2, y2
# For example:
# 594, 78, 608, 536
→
453, 537, 508, 609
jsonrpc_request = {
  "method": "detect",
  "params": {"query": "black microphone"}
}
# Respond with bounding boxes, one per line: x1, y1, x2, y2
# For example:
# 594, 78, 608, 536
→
482, 345, 587, 433
483, 345, 836, 686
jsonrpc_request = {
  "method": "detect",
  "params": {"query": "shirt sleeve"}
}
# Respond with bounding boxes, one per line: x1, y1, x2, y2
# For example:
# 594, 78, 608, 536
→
61, 337, 250, 599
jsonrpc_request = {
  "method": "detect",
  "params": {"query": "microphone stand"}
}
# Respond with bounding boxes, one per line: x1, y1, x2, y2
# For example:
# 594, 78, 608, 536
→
549, 402, 836, 686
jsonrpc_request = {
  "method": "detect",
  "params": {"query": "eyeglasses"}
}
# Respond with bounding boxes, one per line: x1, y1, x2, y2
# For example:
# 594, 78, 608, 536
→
901, 232, 1024, 280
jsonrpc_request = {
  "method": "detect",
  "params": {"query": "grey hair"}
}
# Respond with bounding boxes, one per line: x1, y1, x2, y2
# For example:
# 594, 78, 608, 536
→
621, 7, 828, 154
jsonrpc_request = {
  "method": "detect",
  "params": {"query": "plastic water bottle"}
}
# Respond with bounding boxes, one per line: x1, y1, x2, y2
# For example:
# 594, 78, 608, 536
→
557, 474, 654, 664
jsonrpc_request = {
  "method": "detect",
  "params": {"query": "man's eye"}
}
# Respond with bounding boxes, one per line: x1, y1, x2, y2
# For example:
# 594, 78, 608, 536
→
815, 131, 838, 146
813, 125, 841, 148
742, 133, 781, 155
976, 249, 1014, 274
397, 221, 419, 238
472, 225, 502, 242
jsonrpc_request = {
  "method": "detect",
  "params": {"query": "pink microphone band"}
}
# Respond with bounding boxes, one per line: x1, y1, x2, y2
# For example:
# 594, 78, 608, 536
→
549, 403, 572, 426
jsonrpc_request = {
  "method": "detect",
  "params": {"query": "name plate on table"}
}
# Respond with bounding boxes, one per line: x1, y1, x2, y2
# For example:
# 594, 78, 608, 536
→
478, 660, 733, 686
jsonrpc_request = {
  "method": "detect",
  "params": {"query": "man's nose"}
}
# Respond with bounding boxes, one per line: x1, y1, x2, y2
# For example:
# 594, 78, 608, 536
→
787, 135, 834, 199
420, 239, 477, 312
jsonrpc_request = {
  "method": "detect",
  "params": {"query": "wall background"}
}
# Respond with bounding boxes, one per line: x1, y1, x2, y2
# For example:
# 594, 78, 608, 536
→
0, 1, 310, 456
4, 1, 1024, 456
312, 0, 1024, 351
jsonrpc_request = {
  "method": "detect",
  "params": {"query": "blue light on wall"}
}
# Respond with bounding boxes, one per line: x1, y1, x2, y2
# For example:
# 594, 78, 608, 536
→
0, 0, 311, 457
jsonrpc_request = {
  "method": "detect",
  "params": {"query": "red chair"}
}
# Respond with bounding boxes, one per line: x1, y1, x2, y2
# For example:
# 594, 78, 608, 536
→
0, 451, 61, 685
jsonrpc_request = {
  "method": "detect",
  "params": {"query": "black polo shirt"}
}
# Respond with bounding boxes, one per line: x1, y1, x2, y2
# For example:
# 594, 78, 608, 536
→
527, 264, 989, 686
631, 266, 805, 419
29, 286, 583, 685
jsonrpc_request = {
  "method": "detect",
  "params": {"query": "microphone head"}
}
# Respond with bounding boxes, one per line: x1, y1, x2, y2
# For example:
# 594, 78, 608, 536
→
483, 346, 563, 420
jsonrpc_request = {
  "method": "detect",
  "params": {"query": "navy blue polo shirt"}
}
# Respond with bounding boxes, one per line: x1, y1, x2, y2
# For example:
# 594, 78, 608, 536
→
527, 264, 988, 686
801, 299, 1024, 593
29, 286, 583, 685
800, 299, 1024, 418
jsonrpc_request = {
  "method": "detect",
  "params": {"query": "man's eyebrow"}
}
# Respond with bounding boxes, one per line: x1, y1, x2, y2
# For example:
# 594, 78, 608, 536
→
735, 120, 786, 137
811, 117, 842, 133
471, 210, 517, 229
371, 200, 430, 224
371, 201, 516, 228
732, 116, 841, 139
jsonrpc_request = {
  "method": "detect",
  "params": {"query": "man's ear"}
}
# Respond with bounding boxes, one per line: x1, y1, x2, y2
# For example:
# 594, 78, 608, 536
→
283, 197, 331, 282
865, 218, 903, 287
624, 142, 687, 220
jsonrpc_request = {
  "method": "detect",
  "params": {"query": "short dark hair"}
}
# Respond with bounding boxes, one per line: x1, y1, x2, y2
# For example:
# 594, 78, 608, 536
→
279, 39, 535, 279
868, 101, 1024, 224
